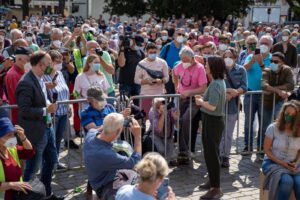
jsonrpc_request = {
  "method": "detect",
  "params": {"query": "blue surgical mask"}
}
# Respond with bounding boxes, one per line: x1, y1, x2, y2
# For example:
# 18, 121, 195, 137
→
270, 62, 279, 71
148, 53, 157, 60
92, 63, 101, 72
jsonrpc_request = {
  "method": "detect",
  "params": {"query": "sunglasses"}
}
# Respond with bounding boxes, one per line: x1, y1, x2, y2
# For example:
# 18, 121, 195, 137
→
271, 60, 280, 64
177, 33, 185, 36
248, 42, 257, 45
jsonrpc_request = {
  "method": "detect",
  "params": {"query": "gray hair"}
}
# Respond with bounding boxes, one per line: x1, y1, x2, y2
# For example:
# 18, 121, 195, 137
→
245, 35, 258, 44
51, 28, 63, 36
10, 29, 22, 41
179, 46, 194, 58
103, 113, 124, 135
259, 35, 273, 46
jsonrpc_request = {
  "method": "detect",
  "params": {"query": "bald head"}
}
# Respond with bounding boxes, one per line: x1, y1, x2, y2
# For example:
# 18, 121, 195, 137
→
86, 40, 100, 54
13, 39, 28, 48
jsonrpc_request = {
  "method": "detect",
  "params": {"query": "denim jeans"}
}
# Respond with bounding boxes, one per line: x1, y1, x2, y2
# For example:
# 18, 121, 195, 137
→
119, 84, 140, 105
262, 159, 300, 200
219, 113, 238, 158
243, 94, 262, 148
261, 100, 284, 148
55, 115, 68, 157
23, 127, 58, 196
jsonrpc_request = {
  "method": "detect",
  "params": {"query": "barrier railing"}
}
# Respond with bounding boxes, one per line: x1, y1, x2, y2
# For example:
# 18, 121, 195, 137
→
0, 90, 287, 169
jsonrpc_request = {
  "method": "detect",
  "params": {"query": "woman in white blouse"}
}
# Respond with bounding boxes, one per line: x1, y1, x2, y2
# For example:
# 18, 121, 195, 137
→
262, 100, 300, 200
74, 54, 109, 110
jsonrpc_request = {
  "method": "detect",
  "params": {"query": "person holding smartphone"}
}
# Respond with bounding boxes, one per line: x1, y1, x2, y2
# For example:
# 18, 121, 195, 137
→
262, 101, 300, 200
116, 152, 176, 200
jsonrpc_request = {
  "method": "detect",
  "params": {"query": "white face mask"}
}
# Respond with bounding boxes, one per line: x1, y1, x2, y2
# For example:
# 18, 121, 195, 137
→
260, 45, 269, 54
162, 35, 168, 41
224, 57, 234, 67
204, 32, 209, 36
83, 27, 89, 33
282, 36, 289, 42
176, 36, 184, 43
182, 62, 191, 69
219, 44, 228, 51
214, 33, 220, 37
26, 36, 33, 42
53, 40, 62, 48
4, 137, 17, 148
54, 63, 63, 71
24, 62, 32, 73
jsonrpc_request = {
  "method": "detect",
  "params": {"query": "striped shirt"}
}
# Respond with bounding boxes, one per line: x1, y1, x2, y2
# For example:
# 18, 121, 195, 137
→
43, 71, 70, 116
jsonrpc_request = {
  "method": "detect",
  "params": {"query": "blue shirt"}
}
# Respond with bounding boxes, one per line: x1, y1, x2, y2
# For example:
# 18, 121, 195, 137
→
237, 49, 250, 66
159, 41, 182, 69
244, 53, 272, 90
116, 185, 154, 200
226, 64, 248, 114
80, 104, 116, 128
84, 129, 141, 190
43, 71, 70, 116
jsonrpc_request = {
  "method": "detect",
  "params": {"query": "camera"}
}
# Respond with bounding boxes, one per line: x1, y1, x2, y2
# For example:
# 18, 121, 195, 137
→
131, 104, 146, 120
119, 32, 131, 49
95, 48, 103, 56
161, 100, 175, 110
123, 117, 132, 127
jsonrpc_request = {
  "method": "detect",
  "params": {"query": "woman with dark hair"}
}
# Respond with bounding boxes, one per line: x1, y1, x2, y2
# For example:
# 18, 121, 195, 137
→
262, 101, 300, 200
195, 56, 226, 199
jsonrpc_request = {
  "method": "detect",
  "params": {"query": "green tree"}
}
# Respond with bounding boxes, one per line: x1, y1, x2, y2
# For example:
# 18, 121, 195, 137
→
103, 0, 275, 20
286, 0, 300, 19
103, 0, 147, 17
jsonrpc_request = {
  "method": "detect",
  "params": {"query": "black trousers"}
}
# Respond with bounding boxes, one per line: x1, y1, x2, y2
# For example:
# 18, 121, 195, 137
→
202, 112, 224, 188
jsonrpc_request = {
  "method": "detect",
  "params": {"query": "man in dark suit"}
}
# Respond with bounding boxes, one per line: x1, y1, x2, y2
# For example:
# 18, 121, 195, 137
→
15, 51, 64, 200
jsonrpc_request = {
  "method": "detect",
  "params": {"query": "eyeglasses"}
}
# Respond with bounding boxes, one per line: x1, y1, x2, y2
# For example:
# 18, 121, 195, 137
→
180, 70, 192, 87
177, 33, 185, 36
271, 60, 280, 64
248, 42, 257, 46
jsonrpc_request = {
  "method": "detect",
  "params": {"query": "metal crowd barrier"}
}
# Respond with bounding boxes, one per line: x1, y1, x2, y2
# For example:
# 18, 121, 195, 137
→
0, 90, 286, 170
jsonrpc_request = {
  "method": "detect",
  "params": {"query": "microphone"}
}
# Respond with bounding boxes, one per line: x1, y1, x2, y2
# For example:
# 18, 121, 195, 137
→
51, 92, 58, 118
52, 92, 58, 103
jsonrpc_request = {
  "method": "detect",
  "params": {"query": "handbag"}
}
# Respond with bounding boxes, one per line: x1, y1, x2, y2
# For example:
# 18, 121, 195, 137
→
138, 63, 164, 79
13, 177, 46, 200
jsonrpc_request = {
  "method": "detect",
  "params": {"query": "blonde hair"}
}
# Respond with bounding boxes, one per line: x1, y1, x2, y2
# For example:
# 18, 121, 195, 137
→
83, 54, 103, 76
135, 152, 169, 183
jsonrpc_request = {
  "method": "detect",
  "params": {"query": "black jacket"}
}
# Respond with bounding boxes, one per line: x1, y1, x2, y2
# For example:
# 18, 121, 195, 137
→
271, 42, 297, 68
15, 71, 48, 144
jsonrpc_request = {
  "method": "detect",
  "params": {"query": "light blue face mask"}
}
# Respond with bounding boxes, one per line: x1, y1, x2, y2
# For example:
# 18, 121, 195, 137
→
92, 63, 101, 72
148, 53, 157, 60
270, 62, 279, 71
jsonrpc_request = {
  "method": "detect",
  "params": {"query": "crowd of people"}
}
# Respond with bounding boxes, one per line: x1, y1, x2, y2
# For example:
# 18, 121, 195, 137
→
0, 13, 299, 200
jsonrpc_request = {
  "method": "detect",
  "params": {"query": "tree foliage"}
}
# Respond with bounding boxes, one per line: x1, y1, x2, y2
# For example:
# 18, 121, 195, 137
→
286, 0, 300, 19
103, 0, 276, 20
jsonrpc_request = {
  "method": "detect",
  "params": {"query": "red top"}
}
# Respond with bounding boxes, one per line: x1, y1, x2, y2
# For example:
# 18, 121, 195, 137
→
5, 64, 25, 124
0, 145, 35, 200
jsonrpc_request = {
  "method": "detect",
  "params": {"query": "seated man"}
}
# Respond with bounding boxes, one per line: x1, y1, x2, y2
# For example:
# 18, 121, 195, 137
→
80, 86, 131, 132
84, 113, 142, 200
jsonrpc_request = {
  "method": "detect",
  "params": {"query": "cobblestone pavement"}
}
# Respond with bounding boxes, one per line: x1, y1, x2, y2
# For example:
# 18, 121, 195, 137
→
53, 134, 262, 199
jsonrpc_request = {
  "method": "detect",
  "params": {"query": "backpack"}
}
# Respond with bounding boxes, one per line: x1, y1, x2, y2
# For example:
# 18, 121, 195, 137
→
142, 130, 157, 155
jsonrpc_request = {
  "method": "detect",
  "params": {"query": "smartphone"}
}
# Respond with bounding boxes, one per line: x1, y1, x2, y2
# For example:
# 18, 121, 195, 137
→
157, 177, 169, 200
255, 48, 260, 55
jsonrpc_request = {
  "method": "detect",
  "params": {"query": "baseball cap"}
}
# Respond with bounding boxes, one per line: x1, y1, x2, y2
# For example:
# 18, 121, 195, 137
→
87, 87, 107, 101
15, 46, 33, 56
